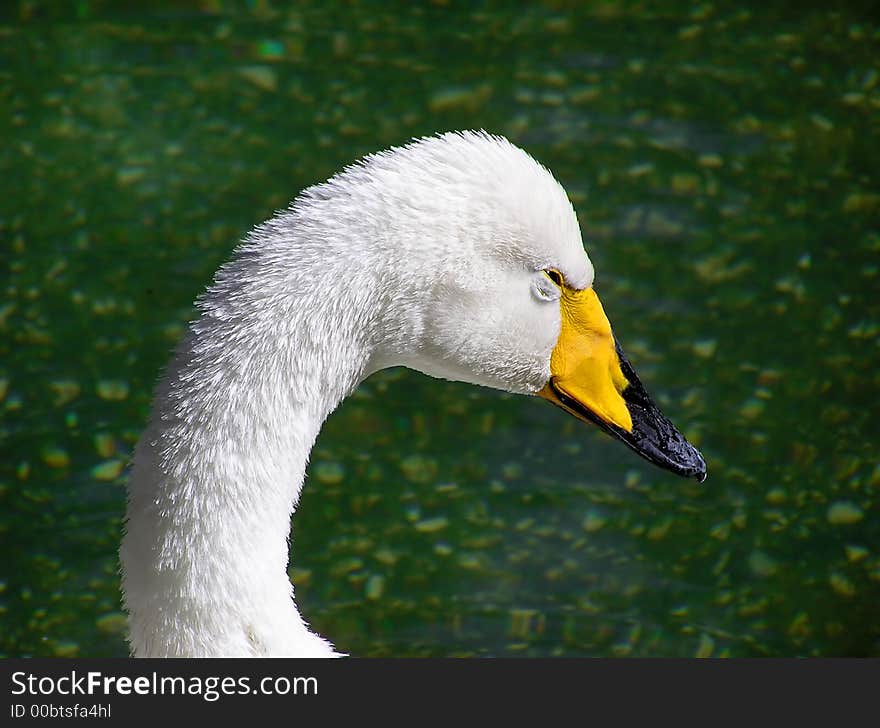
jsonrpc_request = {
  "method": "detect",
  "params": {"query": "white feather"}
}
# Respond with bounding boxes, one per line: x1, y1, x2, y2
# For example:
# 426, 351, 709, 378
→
120, 130, 593, 657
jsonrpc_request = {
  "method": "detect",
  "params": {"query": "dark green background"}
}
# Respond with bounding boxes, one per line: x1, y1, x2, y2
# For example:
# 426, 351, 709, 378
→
1, 1, 878, 657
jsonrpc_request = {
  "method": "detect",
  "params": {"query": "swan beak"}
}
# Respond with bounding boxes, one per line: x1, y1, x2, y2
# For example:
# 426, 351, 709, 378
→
538, 287, 707, 482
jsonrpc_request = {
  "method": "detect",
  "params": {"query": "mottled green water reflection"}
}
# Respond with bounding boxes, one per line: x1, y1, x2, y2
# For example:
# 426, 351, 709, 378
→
2, 2, 878, 657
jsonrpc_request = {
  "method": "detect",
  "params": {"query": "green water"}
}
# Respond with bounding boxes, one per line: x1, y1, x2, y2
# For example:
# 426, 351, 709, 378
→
2, 2, 878, 657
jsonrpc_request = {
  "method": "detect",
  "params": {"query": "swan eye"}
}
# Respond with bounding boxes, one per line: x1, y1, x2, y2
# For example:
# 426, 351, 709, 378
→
533, 270, 562, 302
544, 269, 564, 287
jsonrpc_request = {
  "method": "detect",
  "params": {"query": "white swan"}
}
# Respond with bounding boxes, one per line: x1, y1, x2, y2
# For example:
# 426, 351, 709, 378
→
120, 131, 706, 657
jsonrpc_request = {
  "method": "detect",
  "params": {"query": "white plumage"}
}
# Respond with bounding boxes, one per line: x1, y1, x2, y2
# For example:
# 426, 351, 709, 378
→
120, 131, 703, 657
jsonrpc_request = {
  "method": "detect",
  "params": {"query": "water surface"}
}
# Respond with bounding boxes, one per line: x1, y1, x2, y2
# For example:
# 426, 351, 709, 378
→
1, 2, 878, 657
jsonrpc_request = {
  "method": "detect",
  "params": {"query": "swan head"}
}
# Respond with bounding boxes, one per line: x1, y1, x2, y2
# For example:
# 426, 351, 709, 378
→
299, 131, 706, 481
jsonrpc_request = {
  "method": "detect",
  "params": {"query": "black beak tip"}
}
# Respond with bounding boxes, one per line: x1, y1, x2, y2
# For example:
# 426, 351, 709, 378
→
679, 442, 707, 483
612, 339, 709, 484
691, 452, 708, 483
642, 435, 708, 483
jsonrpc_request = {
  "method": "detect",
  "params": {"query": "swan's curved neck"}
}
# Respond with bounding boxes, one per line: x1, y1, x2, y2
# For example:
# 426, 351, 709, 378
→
121, 235, 383, 656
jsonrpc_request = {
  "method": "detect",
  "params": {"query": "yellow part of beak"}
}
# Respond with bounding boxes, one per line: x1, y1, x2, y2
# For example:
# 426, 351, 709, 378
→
539, 287, 633, 432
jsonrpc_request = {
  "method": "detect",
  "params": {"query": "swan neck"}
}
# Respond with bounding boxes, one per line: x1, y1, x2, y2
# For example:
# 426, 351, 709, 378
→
121, 248, 376, 657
